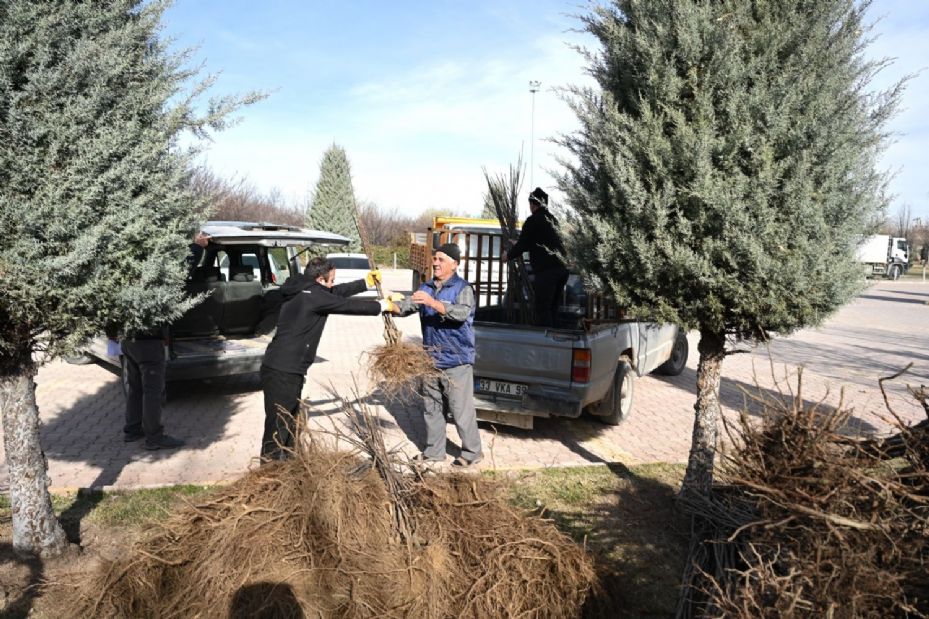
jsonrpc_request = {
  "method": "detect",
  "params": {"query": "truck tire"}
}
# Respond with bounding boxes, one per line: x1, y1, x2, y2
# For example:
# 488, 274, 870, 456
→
654, 332, 689, 376
595, 356, 635, 426
411, 269, 422, 291
888, 264, 901, 280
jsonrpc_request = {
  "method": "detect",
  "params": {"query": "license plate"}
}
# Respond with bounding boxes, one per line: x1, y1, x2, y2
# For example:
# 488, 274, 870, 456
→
476, 378, 528, 397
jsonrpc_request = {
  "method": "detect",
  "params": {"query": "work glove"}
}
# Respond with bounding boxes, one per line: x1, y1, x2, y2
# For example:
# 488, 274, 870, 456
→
387, 292, 404, 303
365, 269, 382, 287
378, 298, 398, 314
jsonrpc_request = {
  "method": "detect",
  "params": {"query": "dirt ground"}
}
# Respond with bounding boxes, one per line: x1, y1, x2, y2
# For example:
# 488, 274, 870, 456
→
0, 519, 139, 618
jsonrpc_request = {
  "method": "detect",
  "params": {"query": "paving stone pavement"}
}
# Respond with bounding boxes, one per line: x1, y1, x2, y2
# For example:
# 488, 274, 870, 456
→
1, 273, 926, 491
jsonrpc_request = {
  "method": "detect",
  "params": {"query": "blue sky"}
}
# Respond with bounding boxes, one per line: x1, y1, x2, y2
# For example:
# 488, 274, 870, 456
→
163, 1, 929, 223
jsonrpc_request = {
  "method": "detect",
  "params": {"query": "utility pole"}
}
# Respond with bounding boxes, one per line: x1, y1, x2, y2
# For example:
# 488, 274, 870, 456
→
529, 80, 541, 189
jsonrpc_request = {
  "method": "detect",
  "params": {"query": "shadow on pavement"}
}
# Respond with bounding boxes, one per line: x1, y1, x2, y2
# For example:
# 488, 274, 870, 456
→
892, 289, 929, 298
858, 294, 929, 305
39, 365, 260, 519
655, 366, 882, 435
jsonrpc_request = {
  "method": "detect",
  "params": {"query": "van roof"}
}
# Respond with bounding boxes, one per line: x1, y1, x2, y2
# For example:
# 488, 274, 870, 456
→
201, 221, 350, 247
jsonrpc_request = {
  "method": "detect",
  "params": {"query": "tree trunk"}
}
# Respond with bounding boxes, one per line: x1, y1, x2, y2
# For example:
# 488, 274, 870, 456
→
680, 329, 727, 499
0, 368, 69, 557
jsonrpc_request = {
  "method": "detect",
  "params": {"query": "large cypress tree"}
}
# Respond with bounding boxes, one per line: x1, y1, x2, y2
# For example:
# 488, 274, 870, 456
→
559, 0, 902, 497
0, 0, 257, 556
307, 144, 363, 252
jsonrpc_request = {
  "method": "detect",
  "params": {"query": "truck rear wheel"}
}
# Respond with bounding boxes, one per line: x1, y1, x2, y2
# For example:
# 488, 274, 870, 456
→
595, 356, 634, 426
654, 332, 689, 376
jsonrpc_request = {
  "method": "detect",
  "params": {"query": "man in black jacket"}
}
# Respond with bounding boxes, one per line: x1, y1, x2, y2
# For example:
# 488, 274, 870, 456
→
259, 256, 396, 459
502, 187, 569, 327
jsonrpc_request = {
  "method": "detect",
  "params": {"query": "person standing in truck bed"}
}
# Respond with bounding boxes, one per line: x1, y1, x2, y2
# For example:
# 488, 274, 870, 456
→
501, 187, 569, 327
259, 256, 396, 460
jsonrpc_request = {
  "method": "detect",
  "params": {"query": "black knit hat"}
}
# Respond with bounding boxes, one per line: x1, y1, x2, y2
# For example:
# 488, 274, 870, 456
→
528, 187, 548, 206
435, 243, 461, 263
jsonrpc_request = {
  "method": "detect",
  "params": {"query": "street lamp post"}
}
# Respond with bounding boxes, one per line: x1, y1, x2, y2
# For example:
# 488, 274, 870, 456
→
529, 80, 541, 189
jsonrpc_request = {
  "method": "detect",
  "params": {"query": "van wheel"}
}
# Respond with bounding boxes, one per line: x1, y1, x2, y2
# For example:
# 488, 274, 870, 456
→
595, 357, 634, 426
888, 264, 901, 280
654, 332, 689, 376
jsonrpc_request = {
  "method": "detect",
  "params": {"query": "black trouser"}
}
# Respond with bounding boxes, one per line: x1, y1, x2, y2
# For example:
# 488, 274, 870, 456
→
122, 338, 167, 439
260, 364, 306, 460
532, 266, 569, 327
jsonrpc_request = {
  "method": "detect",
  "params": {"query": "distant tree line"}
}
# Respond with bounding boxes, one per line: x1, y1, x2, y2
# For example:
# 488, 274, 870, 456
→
192, 166, 466, 267
190, 167, 304, 226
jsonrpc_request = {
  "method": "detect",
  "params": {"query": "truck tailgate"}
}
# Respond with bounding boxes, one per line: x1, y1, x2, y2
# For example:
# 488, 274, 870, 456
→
473, 324, 576, 386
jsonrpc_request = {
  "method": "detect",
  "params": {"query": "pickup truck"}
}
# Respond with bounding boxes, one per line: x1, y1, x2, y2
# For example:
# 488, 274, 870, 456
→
409, 221, 688, 429
73, 220, 352, 389
472, 287, 687, 429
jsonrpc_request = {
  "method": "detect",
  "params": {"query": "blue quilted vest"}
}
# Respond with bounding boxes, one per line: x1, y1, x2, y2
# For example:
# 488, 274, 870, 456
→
419, 273, 475, 369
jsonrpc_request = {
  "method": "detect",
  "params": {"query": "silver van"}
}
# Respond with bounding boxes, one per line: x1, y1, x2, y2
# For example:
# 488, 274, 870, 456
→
73, 221, 350, 386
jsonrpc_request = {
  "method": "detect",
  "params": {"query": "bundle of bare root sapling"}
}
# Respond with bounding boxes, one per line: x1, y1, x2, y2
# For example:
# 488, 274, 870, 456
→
68, 395, 595, 619
483, 152, 535, 325
677, 369, 929, 619
353, 195, 438, 397
366, 339, 440, 399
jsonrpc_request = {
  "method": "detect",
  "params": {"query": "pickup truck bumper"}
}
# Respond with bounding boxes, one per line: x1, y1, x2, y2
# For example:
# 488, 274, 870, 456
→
474, 386, 583, 419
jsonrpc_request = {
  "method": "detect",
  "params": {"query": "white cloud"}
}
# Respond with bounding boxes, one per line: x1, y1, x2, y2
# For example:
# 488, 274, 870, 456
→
197, 28, 595, 218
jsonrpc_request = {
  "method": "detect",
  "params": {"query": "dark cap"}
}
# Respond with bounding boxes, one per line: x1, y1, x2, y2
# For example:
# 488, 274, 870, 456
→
435, 243, 461, 263
528, 187, 548, 206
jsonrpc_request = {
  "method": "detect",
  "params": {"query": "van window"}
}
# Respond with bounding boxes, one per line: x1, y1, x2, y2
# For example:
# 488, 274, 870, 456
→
215, 251, 229, 281
329, 257, 370, 270
268, 247, 291, 284
241, 253, 261, 281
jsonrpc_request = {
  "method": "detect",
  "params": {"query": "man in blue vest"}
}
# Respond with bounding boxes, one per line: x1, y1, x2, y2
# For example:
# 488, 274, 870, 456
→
398, 243, 483, 467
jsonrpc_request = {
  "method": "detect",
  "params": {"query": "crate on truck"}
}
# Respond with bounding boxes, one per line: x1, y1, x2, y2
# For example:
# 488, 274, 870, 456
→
410, 218, 688, 429
410, 217, 517, 307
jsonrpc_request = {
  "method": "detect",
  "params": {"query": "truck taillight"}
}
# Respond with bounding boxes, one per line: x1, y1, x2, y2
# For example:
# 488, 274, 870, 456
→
572, 348, 591, 383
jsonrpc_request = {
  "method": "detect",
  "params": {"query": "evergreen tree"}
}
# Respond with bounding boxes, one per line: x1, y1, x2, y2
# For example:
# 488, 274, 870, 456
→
307, 144, 363, 252
560, 0, 902, 496
0, 0, 257, 556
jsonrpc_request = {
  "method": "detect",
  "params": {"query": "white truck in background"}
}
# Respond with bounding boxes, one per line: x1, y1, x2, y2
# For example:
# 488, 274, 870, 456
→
856, 234, 909, 280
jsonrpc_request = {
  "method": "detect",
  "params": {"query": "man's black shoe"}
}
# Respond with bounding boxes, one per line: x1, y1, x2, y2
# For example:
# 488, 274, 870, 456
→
123, 431, 145, 442
144, 435, 185, 450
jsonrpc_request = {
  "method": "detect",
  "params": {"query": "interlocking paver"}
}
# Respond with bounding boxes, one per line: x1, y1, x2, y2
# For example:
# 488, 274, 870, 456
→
0, 273, 926, 490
